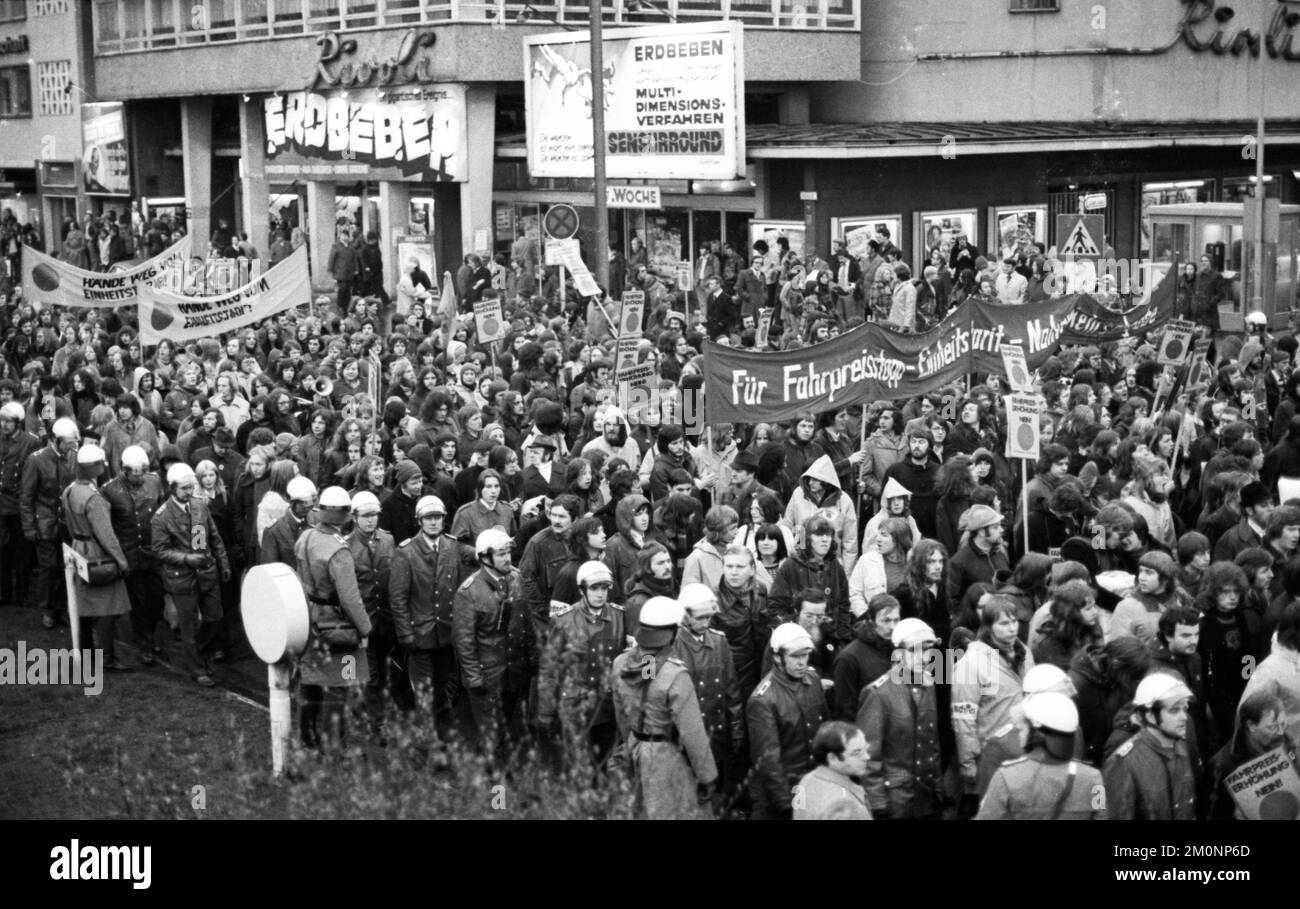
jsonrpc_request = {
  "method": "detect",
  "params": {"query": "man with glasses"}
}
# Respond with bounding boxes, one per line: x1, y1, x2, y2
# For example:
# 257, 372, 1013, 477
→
1103, 673, 1197, 820
793, 721, 872, 820
856, 618, 943, 820
538, 560, 626, 768
672, 583, 745, 814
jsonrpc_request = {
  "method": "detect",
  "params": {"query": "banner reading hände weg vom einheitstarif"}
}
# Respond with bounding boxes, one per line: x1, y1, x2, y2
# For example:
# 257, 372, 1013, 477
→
137, 246, 310, 344
525, 21, 745, 181
22, 236, 193, 309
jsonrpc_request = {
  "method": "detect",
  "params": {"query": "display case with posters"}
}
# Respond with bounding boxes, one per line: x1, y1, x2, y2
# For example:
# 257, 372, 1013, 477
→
988, 205, 1047, 261
396, 234, 438, 296
748, 220, 805, 259
831, 215, 903, 262
915, 209, 978, 272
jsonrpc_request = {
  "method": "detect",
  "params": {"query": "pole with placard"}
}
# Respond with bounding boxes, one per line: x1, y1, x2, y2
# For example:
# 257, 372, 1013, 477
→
1005, 392, 1041, 558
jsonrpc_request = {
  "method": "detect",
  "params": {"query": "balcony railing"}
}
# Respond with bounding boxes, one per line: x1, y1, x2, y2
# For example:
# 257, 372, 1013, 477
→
94, 0, 860, 55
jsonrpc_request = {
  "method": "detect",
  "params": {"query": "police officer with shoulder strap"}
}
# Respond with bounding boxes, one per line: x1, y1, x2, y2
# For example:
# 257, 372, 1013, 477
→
295, 485, 372, 750
1103, 673, 1197, 820
452, 528, 520, 754
348, 490, 401, 734
977, 692, 1106, 820
611, 596, 718, 819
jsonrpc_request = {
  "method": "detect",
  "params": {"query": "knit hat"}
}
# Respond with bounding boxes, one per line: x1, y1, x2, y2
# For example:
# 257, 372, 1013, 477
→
394, 460, 422, 485
733, 450, 759, 473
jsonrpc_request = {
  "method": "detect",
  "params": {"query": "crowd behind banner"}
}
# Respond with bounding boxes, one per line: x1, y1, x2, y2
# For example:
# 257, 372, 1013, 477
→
3, 211, 1299, 822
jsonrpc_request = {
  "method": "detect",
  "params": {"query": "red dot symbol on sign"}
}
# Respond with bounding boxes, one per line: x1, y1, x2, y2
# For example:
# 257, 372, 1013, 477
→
1016, 423, 1036, 450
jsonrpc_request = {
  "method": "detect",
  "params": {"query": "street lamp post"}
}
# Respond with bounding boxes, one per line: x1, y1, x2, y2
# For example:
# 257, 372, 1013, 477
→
589, 0, 611, 294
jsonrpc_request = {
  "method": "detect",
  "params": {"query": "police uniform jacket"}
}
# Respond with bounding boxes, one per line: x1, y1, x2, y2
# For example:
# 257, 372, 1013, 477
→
20, 444, 74, 541
611, 647, 718, 820
747, 667, 828, 814
856, 672, 943, 818
151, 495, 229, 594
452, 566, 518, 691
670, 626, 744, 757
538, 601, 626, 727
1102, 726, 1196, 820
295, 523, 372, 688
62, 481, 131, 618
101, 474, 164, 572
390, 531, 466, 650
347, 527, 395, 614
0, 429, 39, 516
977, 751, 1106, 820
260, 511, 310, 570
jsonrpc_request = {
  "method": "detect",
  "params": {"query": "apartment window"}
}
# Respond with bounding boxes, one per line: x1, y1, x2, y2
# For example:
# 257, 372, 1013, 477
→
33, 0, 68, 15
0, 0, 26, 23
1010, 0, 1059, 11
0, 64, 31, 116
36, 59, 71, 115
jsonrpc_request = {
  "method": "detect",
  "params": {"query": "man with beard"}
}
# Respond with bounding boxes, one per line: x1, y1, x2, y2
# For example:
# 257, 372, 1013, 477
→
0, 401, 38, 608
235, 395, 277, 455
582, 405, 640, 468
648, 425, 697, 503
623, 540, 677, 635
451, 468, 517, 544
101, 446, 165, 665
883, 426, 939, 538
1123, 465, 1177, 552
177, 408, 223, 465
101, 393, 160, 476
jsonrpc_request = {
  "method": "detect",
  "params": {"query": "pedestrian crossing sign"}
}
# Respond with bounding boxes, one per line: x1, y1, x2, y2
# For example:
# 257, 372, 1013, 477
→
1056, 214, 1104, 261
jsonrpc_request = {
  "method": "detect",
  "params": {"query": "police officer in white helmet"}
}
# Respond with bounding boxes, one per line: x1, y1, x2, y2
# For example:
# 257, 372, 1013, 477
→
977, 692, 1106, 820
21, 416, 80, 627
261, 474, 316, 569
101, 444, 166, 665
1103, 673, 1196, 819
452, 528, 520, 753
348, 489, 402, 733
611, 596, 718, 818
0, 400, 39, 609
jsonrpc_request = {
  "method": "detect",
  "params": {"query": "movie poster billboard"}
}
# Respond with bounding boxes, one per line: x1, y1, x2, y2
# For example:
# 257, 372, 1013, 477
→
525, 21, 745, 180
82, 103, 130, 196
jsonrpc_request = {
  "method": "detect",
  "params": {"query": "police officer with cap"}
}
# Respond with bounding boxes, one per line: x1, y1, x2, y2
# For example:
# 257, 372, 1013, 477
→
0, 400, 39, 609
152, 461, 230, 687
452, 527, 520, 752
21, 416, 79, 627
102, 445, 166, 664
295, 485, 371, 749
977, 692, 1106, 819
261, 474, 317, 569
672, 582, 745, 810
63, 443, 133, 671
1103, 673, 1196, 820
539, 559, 626, 767
611, 596, 718, 819
856, 617, 943, 820
748, 621, 829, 819
390, 494, 470, 737
348, 490, 402, 730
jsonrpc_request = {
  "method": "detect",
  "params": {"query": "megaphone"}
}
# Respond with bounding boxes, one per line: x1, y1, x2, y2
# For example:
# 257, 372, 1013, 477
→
313, 377, 334, 398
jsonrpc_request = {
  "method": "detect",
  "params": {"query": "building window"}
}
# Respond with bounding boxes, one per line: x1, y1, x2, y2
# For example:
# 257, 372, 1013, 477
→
0, 0, 25, 23
1010, 0, 1059, 11
37, 60, 72, 116
33, 0, 68, 15
0, 64, 31, 117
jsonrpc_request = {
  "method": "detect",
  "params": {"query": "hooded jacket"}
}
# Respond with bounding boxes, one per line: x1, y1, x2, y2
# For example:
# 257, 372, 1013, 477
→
603, 494, 657, 599
783, 454, 860, 574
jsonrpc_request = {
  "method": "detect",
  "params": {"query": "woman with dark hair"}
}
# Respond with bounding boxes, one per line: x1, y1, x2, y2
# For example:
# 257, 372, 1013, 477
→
769, 515, 850, 636
563, 455, 602, 515
997, 552, 1055, 642
67, 367, 100, 432
754, 441, 789, 502
1032, 579, 1103, 670
653, 492, 703, 586
952, 595, 1033, 811
948, 398, 998, 457
488, 444, 524, 505
1197, 561, 1261, 744
1069, 636, 1151, 766
413, 391, 460, 448
498, 391, 527, 452
932, 455, 975, 554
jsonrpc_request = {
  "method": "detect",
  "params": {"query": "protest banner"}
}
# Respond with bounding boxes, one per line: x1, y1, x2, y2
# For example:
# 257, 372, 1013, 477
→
22, 236, 192, 309
137, 247, 310, 344
1225, 746, 1300, 820
1001, 342, 1032, 392
474, 298, 506, 343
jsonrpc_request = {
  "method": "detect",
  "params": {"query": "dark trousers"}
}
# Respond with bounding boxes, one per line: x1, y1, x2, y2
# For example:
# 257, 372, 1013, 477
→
28, 539, 65, 621
407, 644, 466, 738
0, 514, 31, 605
124, 566, 165, 651
300, 684, 358, 751
215, 568, 244, 655
80, 614, 121, 663
336, 279, 354, 312
364, 610, 412, 734
173, 581, 223, 677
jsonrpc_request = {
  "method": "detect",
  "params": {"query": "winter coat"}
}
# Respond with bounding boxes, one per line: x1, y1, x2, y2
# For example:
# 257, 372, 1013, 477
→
1103, 726, 1196, 820
390, 532, 468, 650
260, 511, 310, 570
856, 672, 943, 818
747, 667, 828, 818
713, 578, 772, 700
859, 429, 906, 503
0, 430, 39, 516
518, 526, 573, 627
952, 638, 1033, 790
1238, 642, 1300, 740
100, 474, 164, 572
832, 620, 895, 721
1069, 644, 1131, 767
947, 539, 1010, 605
62, 481, 131, 618
769, 550, 852, 643
783, 454, 859, 574
883, 457, 939, 538
793, 765, 872, 821
601, 494, 655, 600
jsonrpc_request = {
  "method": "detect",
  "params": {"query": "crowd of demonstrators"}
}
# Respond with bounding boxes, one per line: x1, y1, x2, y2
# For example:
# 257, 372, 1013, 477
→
6, 224, 1300, 823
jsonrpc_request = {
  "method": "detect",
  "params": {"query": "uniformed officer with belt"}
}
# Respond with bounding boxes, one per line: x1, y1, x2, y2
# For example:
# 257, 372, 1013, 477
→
748, 622, 829, 820
1103, 673, 1197, 820
0, 401, 39, 610
102, 445, 165, 666
295, 485, 372, 750
611, 595, 718, 819
452, 528, 519, 754
856, 618, 943, 820
672, 582, 745, 812
348, 490, 401, 733
21, 416, 79, 628
977, 692, 1106, 819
